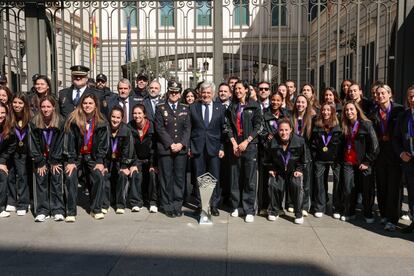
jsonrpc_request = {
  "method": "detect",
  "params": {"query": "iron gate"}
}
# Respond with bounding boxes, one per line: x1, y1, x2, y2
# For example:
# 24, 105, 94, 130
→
0, 0, 398, 98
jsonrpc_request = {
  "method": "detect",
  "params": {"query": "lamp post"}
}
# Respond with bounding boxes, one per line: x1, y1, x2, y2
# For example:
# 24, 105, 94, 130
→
203, 60, 209, 80
252, 61, 259, 85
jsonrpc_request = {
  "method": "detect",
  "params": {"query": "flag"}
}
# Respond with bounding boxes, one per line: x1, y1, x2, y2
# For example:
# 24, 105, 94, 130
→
90, 15, 99, 64
125, 16, 132, 63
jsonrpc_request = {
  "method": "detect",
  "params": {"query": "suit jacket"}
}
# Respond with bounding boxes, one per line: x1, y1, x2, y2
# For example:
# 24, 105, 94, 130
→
393, 109, 414, 160
58, 86, 105, 118
190, 101, 225, 157
143, 97, 164, 123
154, 102, 191, 155
107, 95, 140, 123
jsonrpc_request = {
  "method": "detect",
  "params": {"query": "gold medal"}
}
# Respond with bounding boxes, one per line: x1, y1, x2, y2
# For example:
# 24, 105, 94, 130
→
83, 145, 88, 151
18, 120, 23, 128
323, 146, 328, 152
112, 153, 116, 159
382, 135, 389, 141
18, 141, 23, 147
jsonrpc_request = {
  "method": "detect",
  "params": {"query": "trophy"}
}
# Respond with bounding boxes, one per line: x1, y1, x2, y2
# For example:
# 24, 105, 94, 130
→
197, 172, 217, 225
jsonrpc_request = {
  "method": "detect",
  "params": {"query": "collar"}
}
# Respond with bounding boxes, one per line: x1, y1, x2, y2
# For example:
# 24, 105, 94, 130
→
74, 86, 87, 93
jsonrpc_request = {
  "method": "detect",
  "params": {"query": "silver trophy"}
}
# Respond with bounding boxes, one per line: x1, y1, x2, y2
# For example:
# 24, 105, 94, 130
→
197, 172, 217, 225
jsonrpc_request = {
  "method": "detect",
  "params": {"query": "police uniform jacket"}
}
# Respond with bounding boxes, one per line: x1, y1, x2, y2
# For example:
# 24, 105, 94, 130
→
393, 109, 414, 160
129, 119, 156, 167
64, 120, 109, 164
370, 102, 404, 161
0, 126, 17, 165
225, 99, 263, 144
154, 102, 191, 156
105, 122, 135, 169
30, 117, 65, 168
267, 133, 307, 176
132, 88, 149, 103
344, 120, 379, 166
310, 124, 343, 162
98, 87, 117, 117
58, 86, 105, 118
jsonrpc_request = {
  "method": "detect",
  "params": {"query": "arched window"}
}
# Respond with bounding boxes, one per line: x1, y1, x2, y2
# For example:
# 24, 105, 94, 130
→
233, 0, 249, 26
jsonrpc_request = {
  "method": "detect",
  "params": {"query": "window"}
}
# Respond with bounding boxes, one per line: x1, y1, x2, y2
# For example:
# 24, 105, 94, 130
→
197, 1, 212, 26
234, 0, 249, 26
160, 0, 174, 27
330, 60, 337, 88
361, 41, 375, 94
271, 0, 287, 26
342, 53, 353, 80
319, 64, 326, 92
123, 5, 137, 28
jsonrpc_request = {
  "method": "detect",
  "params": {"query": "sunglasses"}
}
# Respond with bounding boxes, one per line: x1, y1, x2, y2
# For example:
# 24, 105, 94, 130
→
259, 87, 270, 91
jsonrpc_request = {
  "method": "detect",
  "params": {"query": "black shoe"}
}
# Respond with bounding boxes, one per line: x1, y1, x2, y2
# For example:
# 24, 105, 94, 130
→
165, 211, 176, 218
401, 223, 414, 234
175, 210, 183, 217
211, 207, 220, 216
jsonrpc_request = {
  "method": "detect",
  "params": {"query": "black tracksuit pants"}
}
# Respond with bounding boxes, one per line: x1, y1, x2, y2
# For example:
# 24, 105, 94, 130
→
314, 161, 342, 213
0, 171, 9, 212
103, 161, 128, 209
65, 155, 105, 216
7, 153, 30, 211
35, 164, 64, 216
268, 173, 303, 218
128, 162, 158, 208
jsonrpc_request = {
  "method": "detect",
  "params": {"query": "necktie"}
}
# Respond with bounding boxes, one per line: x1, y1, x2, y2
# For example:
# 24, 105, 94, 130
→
204, 103, 210, 128
121, 100, 128, 123
74, 89, 81, 106
152, 99, 158, 113
172, 104, 176, 111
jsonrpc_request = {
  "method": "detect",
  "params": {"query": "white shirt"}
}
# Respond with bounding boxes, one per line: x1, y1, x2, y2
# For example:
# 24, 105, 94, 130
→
260, 99, 270, 110
72, 86, 87, 101
202, 102, 213, 123
151, 97, 160, 113
168, 101, 177, 111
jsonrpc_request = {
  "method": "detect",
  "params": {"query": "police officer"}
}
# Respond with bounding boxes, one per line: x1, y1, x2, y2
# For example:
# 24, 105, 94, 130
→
96, 73, 116, 116
58, 65, 104, 118
155, 80, 191, 218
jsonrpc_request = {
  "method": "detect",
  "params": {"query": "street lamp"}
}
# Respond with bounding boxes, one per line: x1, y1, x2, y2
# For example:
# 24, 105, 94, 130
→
202, 60, 209, 80
252, 61, 259, 84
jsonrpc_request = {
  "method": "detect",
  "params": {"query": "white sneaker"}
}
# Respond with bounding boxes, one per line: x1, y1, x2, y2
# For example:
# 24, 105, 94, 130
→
302, 210, 309, 217
0, 211, 10, 218
384, 222, 396, 232
35, 214, 49, 222
65, 216, 76, 223
401, 214, 411, 221
115, 208, 125, 214
340, 215, 356, 221
245, 214, 254, 223
17, 210, 26, 216
230, 209, 239, 217
314, 212, 323, 218
6, 205, 16, 212
149, 205, 158, 213
131, 206, 142, 212
54, 214, 65, 221
101, 208, 108, 214
267, 214, 278, 221
365, 217, 375, 224
294, 217, 304, 224
333, 213, 341, 219
287, 207, 294, 213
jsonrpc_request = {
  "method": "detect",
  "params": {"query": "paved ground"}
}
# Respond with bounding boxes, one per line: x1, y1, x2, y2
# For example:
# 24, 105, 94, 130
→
1, 199, 414, 276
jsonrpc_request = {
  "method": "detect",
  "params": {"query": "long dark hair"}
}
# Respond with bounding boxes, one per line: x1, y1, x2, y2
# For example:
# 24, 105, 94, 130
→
0, 102, 11, 139
322, 87, 341, 104
0, 85, 12, 105
292, 95, 313, 139
10, 93, 31, 129
341, 101, 369, 136
232, 80, 250, 103
314, 103, 339, 129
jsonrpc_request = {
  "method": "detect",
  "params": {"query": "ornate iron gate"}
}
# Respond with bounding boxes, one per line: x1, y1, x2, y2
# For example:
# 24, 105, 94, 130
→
0, 0, 399, 99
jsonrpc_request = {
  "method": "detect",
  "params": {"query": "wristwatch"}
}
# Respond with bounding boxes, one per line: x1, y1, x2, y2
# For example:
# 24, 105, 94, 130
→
247, 136, 253, 143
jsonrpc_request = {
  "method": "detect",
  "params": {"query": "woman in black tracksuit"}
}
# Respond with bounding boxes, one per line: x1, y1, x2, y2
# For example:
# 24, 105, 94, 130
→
7, 93, 32, 216
102, 106, 134, 214
267, 118, 307, 224
0, 102, 16, 218
310, 103, 343, 219
128, 104, 157, 212
340, 101, 379, 222
371, 84, 404, 231
225, 80, 263, 223
64, 93, 109, 222
30, 95, 65, 222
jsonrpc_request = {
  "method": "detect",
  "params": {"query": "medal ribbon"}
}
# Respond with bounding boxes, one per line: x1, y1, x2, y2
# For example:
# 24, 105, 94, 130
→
346, 120, 359, 150
322, 132, 332, 148
83, 118, 95, 148
408, 115, 414, 138
379, 103, 391, 135
42, 129, 53, 147
236, 103, 246, 136
15, 127, 27, 143
271, 120, 278, 132
280, 150, 291, 170
111, 136, 119, 154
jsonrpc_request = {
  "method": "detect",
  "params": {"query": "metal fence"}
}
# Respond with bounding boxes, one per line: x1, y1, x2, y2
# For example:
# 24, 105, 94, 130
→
0, 0, 398, 98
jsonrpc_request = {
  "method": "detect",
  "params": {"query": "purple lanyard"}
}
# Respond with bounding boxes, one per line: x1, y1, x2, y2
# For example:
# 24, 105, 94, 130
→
42, 129, 53, 147
322, 132, 332, 147
237, 103, 246, 125
111, 137, 119, 153
347, 120, 359, 150
408, 115, 414, 137
84, 119, 93, 147
271, 120, 278, 132
15, 127, 27, 142
281, 150, 291, 171
379, 103, 391, 134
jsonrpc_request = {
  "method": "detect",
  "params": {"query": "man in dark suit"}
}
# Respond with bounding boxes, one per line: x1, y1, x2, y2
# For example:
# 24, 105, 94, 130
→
190, 81, 225, 216
393, 85, 414, 233
143, 80, 163, 123
58, 65, 105, 118
107, 78, 139, 123
155, 80, 191, 218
